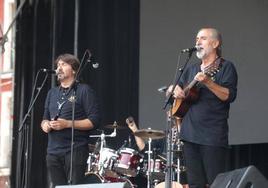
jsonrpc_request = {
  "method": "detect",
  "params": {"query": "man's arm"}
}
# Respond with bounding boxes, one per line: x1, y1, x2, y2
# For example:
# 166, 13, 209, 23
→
49, 118, 94, 131
126, 117, 145, 151
195, 72, 229, 101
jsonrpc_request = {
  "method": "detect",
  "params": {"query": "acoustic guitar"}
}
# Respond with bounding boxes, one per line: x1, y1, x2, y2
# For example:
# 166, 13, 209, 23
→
171, 60, 221, 118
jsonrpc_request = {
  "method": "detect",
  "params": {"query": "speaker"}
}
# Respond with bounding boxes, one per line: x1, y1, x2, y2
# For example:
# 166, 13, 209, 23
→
211, 165, 268, 188
55, 182, 129, 188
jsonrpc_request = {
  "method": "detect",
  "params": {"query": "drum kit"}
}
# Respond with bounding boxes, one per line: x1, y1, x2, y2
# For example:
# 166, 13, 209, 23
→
84, 122, 185, 188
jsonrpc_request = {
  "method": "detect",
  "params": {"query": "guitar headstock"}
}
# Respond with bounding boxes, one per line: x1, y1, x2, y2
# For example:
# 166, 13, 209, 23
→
203, 61, 221, 78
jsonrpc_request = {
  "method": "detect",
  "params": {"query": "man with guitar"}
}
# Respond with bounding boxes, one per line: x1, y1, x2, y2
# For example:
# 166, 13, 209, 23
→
167, 28, 238, 188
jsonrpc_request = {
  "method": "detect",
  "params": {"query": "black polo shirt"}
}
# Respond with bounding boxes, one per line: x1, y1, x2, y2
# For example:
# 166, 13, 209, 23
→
43, 83, 100, 155
178, 58, 238, 147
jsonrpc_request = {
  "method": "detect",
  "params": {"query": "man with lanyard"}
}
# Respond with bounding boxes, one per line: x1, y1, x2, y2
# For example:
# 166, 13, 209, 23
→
41, 53, 100, 187
168, 28, 238, 188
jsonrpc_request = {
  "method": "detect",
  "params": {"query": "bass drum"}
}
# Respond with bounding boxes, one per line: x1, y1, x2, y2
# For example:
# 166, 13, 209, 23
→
155, 181, 183, 188
83, 172, 105, 183
83, 172, 135, 187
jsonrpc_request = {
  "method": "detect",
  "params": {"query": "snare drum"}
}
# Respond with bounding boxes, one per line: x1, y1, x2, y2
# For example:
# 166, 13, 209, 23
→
114, 147, 142, 177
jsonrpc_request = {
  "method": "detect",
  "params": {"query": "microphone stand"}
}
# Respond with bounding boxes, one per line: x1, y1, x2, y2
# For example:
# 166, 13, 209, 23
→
17, 70, 49, 188
163, 50, 194, 188
68, 50, 92, 185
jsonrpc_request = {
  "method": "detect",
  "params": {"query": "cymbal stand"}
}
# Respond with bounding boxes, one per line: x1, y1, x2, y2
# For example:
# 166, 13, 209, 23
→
177, 152, 181, 184
89, 127, 117, 175
146, 136, 152, 188
171, 118, 181, 183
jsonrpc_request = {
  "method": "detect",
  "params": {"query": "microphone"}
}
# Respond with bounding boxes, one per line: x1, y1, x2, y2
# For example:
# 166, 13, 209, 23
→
181, 46, 201, 53
158, 86, 168, 93
92, 62, 99, 69
87, 56, 99, 69
41, 69, 58, 74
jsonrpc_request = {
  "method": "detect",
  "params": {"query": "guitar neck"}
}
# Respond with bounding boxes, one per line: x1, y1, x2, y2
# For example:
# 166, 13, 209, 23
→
183, 57, 221, 92
183, 79, 198, 92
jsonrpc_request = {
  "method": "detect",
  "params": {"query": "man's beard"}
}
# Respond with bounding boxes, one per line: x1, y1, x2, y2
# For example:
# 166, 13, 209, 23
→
57, 73, 65, 81
196, 47, 213, 60
196, 50, 205, 59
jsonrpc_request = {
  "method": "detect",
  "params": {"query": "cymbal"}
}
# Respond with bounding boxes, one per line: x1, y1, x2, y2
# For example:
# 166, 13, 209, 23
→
104, 124, 127, 129
134, 129, 165, 140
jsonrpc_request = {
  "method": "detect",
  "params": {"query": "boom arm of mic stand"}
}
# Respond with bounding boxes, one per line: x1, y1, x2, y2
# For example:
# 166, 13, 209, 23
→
0, 0, 27, 54
162, 51, 194, 110
18, 73, 49, 131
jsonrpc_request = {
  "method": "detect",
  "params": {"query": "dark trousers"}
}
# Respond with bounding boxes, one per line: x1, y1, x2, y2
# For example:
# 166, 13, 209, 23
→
183, 141, 228, 188
46, 146, 89, 188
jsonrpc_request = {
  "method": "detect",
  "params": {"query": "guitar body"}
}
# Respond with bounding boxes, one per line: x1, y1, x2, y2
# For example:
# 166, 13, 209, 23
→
171, 87, 199, 118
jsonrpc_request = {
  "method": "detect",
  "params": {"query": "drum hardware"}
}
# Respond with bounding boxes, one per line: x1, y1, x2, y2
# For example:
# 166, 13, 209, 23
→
134, 128, 165, 188
87, 124, 189, 187
147, 136, 152, 188
178, 165, 186, 172
89, 122, 118, 177
87, 121, 143, 182
87, 152, 99, 173
142, 158, 166, 182
177, 157, 181, 185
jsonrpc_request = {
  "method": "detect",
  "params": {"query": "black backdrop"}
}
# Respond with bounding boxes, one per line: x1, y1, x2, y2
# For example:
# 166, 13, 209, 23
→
10, 1, 268, 188
12, 0, 139, 188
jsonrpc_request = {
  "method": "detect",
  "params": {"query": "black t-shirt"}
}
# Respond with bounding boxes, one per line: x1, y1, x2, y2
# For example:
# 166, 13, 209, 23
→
178, 58, 238, 147
43, 83, 101, 155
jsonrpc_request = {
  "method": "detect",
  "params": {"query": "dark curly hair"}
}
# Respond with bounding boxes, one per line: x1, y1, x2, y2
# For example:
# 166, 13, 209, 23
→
54, 54, 80, 72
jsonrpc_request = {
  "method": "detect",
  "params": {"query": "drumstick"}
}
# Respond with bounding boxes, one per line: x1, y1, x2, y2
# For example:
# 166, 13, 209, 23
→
157, 154, 166, 161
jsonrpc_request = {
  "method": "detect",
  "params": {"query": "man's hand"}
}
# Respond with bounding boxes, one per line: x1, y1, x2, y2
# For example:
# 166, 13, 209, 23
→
194, 72, 212, 85
41, 121, 52, 133
126, 117, 138, 133
167, 85, 185, 99
49, 118, 70, 130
